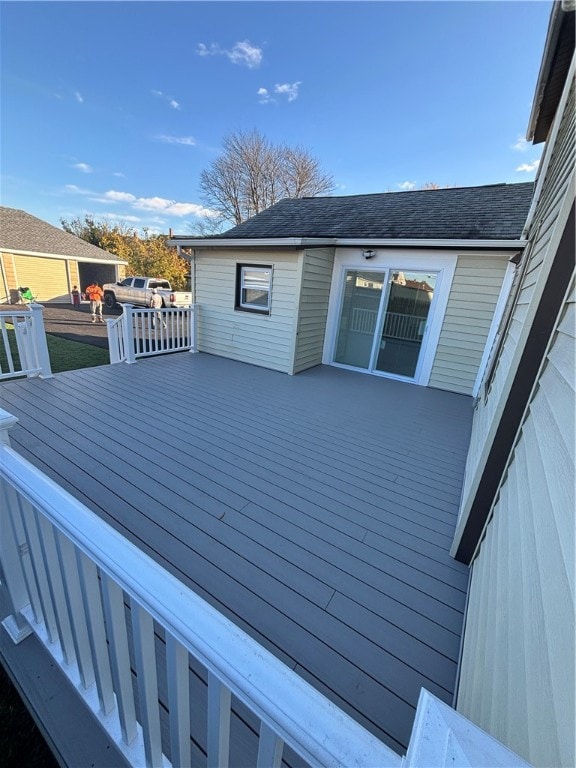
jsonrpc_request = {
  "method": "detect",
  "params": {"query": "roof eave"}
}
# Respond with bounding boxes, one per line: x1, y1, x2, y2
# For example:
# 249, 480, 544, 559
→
0, 247, 128, 265
168, 237, 335, 248
169, 237, 528, 251
527, 1, 575, 143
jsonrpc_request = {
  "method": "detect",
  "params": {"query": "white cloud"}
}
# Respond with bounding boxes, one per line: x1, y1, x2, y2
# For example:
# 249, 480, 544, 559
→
104, 190, 137, 202
132, 196, 216, 217
196, 43, 219, 57
74, 91, 84, 103
258, 82, 301, 104
103, 190, 218, 217
512, 136, 530, 152
197, 40, 263, 68
257, 87, 272, 104
228, 40, 262, 68
516, 160, 540, 173
398, 181, 416, 191
64, 184, 92, 194
151, 89, 181, 110
100, 212, 143, 223
274, 82, 301, 102
113, 171, 126, 178
65, 182, 217, 220
73, 162, 93, 173
156, 135, 197, 146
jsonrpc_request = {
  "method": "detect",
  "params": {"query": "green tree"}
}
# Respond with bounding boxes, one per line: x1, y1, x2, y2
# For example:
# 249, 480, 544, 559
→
60, 216, 189, 289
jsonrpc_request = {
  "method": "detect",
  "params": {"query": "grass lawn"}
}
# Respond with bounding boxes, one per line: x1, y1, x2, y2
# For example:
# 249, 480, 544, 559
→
45, 333, 109, 372
1, 330, 108, 766
1, 330, 109, 375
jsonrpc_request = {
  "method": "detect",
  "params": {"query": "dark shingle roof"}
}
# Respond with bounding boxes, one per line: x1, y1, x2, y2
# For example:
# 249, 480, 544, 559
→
218, 183, 534, 241
0, 207, 126, 262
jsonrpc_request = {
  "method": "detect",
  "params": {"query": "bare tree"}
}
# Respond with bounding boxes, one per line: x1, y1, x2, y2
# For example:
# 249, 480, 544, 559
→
200, 129, 334, 225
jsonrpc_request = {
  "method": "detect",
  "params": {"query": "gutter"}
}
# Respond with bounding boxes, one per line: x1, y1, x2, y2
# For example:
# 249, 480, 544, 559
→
169, 236, 528, 251
526, 1, 565, 142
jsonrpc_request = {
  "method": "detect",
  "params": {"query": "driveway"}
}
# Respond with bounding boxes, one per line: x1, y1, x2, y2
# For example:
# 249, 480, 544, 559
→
40, 303, 122, 349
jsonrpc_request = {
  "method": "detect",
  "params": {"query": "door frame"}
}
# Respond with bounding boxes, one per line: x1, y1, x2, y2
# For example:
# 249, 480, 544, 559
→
322, 248, 458, 386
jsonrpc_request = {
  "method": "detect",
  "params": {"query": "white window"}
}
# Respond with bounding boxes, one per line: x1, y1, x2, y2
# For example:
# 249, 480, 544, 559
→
236, 265, 272, 314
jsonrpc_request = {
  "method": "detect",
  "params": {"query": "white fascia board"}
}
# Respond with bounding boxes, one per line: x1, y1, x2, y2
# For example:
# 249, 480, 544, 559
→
1, 248, 127, 265
169, 237, 335, 248
169, 237, 527, 251
335, 238, 529, 250
522, 53, 576, 237
526, 1, 564, 142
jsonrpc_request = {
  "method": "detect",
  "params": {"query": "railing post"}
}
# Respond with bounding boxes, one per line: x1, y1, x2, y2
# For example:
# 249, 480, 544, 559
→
121, 305, 137, 364
189, 304, 198, 354
0, 409, 33, 643
28, 303, 53, 378
105, 319, 121, 364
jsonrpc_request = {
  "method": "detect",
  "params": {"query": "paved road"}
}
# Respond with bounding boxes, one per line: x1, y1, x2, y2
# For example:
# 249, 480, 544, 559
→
40, 303, 122, 349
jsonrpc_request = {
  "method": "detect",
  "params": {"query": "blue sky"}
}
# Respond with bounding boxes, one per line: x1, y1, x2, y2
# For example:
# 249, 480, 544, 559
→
1, 1, 551, 234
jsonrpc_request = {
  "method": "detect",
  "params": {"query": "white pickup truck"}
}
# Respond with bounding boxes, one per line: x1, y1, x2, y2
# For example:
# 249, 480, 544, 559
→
102, 277, 192, 309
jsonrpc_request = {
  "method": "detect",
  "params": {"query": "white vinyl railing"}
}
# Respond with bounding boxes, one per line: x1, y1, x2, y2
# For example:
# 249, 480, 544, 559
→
0, 304, 52, 380
0, 410, 401, 768
0, 407, 532, 768
106, 304, 197, 365
350, 308, 427, 342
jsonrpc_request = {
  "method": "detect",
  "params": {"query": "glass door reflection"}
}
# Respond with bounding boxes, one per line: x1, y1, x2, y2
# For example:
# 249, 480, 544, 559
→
334, 270, 385, 369
374, 271, 436, 378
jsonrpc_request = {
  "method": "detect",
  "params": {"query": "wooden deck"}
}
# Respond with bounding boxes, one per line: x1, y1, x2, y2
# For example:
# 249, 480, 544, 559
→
0, 353, 472, 755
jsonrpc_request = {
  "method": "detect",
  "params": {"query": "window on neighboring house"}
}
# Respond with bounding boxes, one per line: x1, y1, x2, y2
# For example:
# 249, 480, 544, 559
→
235, 264, 272, 314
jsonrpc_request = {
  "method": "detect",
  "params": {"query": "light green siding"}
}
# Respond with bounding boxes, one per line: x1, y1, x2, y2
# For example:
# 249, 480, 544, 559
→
293, 248, 335, 374
194, 250, 301, 374
457, 278, 575, 767
459, 77, 575, 509
428, 255, 509, 394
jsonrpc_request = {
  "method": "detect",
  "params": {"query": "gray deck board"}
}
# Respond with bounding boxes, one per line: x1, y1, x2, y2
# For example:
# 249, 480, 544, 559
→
0, 353, 472, 755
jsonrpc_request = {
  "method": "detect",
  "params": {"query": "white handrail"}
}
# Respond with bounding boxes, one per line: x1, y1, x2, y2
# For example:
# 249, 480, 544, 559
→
106, 304, 197, 364
0, 437, 400, 768
0, 304, 52, 380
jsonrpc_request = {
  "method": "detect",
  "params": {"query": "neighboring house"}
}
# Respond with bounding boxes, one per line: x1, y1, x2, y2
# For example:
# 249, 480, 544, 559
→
0, 207, 127, 304
169, 182, 534, 395
452, 2, 575, 766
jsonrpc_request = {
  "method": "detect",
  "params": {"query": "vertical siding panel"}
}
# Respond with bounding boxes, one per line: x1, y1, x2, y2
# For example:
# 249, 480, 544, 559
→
522, 414, 575, 767
459, 78, 574, 511
194, 250, 300, 373
457, 276, 575, 767
488, 483, 508, 738
429, 256, 508, 394
501, 465, 529, 753
293, 248, 334, 373
512, 438, 557, 765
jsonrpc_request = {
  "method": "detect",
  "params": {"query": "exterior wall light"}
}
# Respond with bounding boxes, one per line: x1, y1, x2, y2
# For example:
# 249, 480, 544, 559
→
362, 249, 377, 260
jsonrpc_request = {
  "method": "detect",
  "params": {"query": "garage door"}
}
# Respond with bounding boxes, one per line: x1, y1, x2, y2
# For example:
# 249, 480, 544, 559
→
13, 255, 69, 302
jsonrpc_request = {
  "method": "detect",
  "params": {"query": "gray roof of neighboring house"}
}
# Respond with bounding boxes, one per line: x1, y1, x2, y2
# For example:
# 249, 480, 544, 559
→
217, 182, 535, 241
0, 207, 126, 262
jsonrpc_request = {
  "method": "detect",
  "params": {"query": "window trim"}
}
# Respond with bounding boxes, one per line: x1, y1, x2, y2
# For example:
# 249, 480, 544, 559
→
235, 264, 273, 315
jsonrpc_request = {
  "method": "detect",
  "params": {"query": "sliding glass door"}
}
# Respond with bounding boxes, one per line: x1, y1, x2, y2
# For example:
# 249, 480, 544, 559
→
334, 268, 436, 379
334, 270, 384, 369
